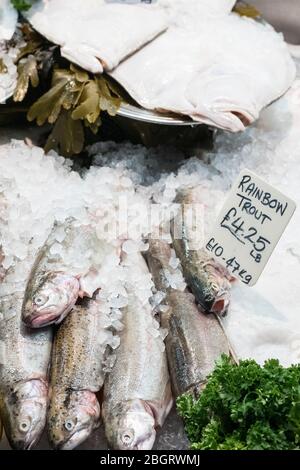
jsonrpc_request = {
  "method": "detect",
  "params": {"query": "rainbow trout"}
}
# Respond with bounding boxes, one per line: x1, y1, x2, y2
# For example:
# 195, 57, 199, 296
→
48, 297, 115, 450
22, 218, 118, 328
147, 238, 234, 397
0, 290, 52, 449
102, 251, 172, 450
171, 187, 232, 315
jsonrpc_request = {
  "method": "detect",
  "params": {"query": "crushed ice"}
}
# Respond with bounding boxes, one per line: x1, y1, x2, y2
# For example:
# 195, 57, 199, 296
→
1, 61, 300, 365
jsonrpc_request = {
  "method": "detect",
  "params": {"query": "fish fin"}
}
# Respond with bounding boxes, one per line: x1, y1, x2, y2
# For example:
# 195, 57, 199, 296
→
78, 289, 89, 299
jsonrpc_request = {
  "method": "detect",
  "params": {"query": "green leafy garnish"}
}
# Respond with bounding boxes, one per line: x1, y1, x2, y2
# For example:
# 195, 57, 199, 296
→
44, 109, 84, 157
9, 21, 122, 156
14, 55, 39, 102
11, 0, 33, 12
27, 64, 121, 156
16, 25, 44, 61
177, 355, 300, 450
0, 58, 8, 74
233, 1, 260, 18
27, 67, 85, 125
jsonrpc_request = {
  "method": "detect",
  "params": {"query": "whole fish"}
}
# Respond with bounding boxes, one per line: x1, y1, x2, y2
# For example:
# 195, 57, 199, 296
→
48, 297, 114, 450
0, 290, 52, 449
111, 11, 295, 132
102, 251, 172, 450
171, 187, 232, 315
147, 238, 235, 397
22, 218, 118, 328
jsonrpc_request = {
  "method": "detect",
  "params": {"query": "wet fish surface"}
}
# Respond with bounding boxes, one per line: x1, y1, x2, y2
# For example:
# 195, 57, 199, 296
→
111, 12, 295, 131
48, 297, 114, 450
102, 251, 172, 450
147, 238, 233, 397
171, 188, 232, 315
26, 0, 168, 74
0, 288, 52, 449
22, 218, 117, 328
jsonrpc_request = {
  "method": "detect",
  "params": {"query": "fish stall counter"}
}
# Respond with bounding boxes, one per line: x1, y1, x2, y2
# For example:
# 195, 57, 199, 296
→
0, 0, 300, 453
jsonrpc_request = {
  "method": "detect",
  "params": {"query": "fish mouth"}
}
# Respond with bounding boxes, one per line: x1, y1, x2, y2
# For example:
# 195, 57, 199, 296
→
212, 296, 230, 316
134, 432, 156, 451
54, 427, 92, 451
6, 430, 42, 450
24, 311, 61, 328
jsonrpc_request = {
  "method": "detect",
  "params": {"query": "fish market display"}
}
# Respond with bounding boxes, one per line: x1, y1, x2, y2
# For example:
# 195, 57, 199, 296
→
1, 62, 300, 450
102, 250, 173, 450
26, 0, 168, 74
147, 239, 232, 397
0, 280, 52, 449
170, 187, 232, 315
0, 0, 17, 41
111, 13, 295, 131
48, 296, 116, 450
22, 218, 120, 328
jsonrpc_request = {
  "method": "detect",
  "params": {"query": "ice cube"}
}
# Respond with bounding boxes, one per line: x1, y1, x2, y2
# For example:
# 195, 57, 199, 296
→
109, 295, 128, 309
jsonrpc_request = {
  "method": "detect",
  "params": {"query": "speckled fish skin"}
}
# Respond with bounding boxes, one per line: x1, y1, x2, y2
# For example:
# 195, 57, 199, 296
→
0, 291, 52, 449
103, 252, 172, 451
147, 238, 232, 397
171, 188, 232, 315
22, 218, 96, 329
47, 297, 112, 450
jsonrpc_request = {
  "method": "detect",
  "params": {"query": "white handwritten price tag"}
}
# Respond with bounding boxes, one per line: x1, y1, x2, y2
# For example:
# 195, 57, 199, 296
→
206, 169, 296, 286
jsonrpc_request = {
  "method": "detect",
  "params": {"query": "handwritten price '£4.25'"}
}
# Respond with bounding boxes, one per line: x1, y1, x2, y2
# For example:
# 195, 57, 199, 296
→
220, 207, 271, 264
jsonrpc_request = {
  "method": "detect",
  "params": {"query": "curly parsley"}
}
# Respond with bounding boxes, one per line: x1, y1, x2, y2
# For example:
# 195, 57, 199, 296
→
177, 355, 300, 450
11, 0, 33, 12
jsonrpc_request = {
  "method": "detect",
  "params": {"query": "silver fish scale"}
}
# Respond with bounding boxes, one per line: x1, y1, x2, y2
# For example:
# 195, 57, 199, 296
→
103, 291, 169, 413
0, 291, 52, 390
165, 290, 230, 396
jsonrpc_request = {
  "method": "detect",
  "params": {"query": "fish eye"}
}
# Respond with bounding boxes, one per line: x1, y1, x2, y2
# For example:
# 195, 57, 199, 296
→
121, 430, 134, 446
65, 419, 76, 432
33, 294, 48, 307
19, 418, 31, 433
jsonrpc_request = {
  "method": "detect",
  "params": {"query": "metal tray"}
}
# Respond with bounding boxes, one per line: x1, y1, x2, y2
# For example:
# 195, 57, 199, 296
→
116, 103, 199, 127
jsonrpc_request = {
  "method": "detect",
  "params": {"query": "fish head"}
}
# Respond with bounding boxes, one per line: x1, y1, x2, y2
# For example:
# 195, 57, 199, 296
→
1, 379, 47, 450
106, 400, 156, 450
48, 390, 100, 450
23, 271, 80, 328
